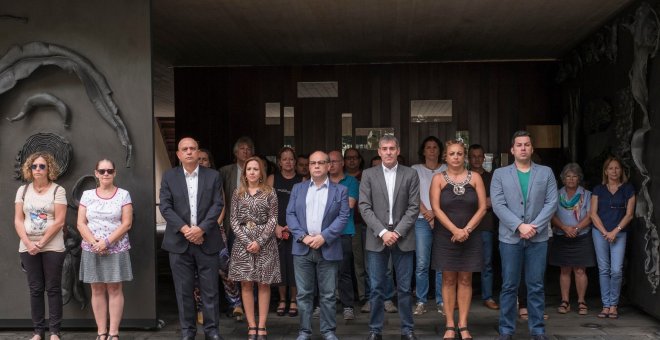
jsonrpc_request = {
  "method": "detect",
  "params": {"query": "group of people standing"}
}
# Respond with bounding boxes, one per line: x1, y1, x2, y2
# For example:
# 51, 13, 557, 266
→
15, 153, 133, 340
14, 129, 636, 340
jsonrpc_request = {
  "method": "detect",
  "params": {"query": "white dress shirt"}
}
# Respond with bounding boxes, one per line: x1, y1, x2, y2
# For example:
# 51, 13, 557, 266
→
383, 163, 398, 224
305, 177, 329, 236
378, 163, 398, 238
184, 165, 199, 226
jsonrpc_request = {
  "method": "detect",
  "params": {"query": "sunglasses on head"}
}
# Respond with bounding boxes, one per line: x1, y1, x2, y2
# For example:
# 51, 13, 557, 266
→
30, 164, 46, 170
97, 169, 115, 175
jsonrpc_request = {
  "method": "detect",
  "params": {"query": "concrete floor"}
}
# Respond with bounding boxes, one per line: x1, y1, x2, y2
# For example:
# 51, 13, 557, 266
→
2, 297, 660, 339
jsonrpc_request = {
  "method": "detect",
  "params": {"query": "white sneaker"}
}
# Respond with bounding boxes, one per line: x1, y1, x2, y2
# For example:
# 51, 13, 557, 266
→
360, 301, 371, 313
437, 303, 445, 315
384, 300, 398, 313
413, 302, 426, 315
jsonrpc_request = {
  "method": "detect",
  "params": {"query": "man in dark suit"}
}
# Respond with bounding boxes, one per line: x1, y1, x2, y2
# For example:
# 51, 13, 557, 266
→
287, 151, 349, 340
218, 136, 254, 241
359, 135, 420, 340
160, 137, 224, 340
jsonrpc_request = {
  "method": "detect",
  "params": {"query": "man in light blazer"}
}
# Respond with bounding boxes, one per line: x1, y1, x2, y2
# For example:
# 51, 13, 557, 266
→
359, 135, 420, 340
491, 131, 558, 340
160, 137, 225, 340
287, 150, 350, 340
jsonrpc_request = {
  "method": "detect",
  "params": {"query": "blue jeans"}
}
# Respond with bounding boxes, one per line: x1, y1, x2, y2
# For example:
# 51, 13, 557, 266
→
414, 218, 443, 305
367, 247, 414, 335
593, 231, 627, 307
294, 249, 340, 337
499, 240, 547, 336
481, 231, 495, 300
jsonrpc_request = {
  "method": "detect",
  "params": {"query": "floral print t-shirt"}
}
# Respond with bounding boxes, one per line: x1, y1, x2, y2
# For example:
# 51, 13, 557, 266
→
80, 187, 132, 254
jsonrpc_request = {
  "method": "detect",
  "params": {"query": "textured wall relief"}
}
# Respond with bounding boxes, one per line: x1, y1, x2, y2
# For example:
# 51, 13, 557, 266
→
556, 20, 619, 83
583, 99, 612, 133
7, 93, 71, 127
613, 88, 634, 167
14, 132, 72, 179
622, 2, 660, 293
0, 41, 133, 166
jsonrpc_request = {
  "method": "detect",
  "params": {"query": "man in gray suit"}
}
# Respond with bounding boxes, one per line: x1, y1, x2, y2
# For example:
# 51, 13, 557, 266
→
218, 136, 254, 244
359, 135, 420, 340
491, 131, 558, 340
160, 137, 224, 340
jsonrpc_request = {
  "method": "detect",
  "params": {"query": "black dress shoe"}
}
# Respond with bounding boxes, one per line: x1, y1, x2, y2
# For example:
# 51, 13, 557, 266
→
366, 333, 382, 340
401, 333, 418, 340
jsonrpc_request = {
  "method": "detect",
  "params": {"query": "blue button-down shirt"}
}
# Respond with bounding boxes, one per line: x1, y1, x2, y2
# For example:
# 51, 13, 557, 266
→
306, 177, 329, 235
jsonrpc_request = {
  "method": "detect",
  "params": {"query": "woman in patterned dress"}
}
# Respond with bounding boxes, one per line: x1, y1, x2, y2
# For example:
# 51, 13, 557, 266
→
77, 159, 133, 340
430, 140, 487, 340
228, 156, 280, 340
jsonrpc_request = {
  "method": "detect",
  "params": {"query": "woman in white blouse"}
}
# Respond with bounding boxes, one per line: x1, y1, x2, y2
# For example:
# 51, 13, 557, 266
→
77, 159, 133, 340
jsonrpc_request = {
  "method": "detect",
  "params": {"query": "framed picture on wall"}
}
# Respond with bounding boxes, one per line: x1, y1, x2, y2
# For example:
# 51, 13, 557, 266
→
355, 127, 394, 150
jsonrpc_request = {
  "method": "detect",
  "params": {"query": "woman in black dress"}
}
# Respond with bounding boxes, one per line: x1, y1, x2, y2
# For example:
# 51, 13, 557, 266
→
430, 140, 487, 340
267, 147, 303, 317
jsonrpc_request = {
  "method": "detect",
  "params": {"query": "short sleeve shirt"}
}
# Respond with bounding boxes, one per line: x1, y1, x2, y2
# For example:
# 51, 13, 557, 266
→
592, 183, 635, 232
338, 175, 359, 235
412, 163, 447, 218
15, 183, 67, 252
80, 188, 133, 253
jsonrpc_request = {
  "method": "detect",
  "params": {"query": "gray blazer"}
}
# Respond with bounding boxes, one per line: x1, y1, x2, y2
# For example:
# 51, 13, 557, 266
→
359, 164, 420, 252
219, 163, 239, 228
490, 162, 558, 244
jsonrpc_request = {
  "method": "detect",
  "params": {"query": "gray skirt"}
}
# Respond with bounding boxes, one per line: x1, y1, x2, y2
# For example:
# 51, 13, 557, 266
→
80, 250, 133, 283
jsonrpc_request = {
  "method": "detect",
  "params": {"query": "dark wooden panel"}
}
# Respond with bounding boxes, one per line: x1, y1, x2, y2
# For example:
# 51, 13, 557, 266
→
174, 62, 560, 168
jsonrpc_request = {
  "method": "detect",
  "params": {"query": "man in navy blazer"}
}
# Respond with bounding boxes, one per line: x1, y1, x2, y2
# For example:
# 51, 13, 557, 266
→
160, 137, 224, 340
287, 151, 349, 340
491, 131, 558, 340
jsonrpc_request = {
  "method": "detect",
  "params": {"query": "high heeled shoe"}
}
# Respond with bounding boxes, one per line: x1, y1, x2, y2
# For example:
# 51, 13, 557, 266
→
247, 326, 258, 340
257, 327, 267, 340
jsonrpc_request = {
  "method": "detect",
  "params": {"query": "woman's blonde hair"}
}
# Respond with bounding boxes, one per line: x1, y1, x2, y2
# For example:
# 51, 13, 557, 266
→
21, 152, 60, 182
237, 156, 272, 195
602, 156, 628, 185
443, 139, 467, 162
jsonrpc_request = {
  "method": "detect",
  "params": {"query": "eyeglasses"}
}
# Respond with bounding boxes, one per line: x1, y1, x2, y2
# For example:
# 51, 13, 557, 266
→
309, 161, 328, 166
97, 169, 116, 175
31, 164, 46, 170
329, 160, 342, 164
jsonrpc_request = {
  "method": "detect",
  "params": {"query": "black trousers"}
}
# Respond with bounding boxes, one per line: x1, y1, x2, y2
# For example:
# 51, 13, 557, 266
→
170, 244, 221, 337
338, 235, 355, 308
20, 251, 66, 334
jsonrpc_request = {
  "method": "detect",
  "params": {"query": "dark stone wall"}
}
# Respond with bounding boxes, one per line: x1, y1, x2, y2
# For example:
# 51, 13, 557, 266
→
0, 0, 155, 327
559, 0, 660, 319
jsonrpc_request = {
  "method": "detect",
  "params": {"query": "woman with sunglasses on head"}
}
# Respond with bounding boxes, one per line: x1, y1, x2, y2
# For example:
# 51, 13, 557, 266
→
15, 152, 68, 340
77, 159, 133, 340
590, 156, 635, 319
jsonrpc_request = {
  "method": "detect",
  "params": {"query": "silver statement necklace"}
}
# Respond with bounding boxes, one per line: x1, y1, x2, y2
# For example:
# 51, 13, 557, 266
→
442, 170, 472, 195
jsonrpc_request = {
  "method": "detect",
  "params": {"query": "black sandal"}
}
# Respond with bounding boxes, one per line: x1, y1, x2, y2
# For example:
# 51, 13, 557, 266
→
443, 325, 456, 340
96, 333, 108, 340
276, 300, 286, 316
288, 301, 298, 317
248, 326, 258, 340
108, 335, 119, 340
458, 327, 472, 340
257, 327, 267, 340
